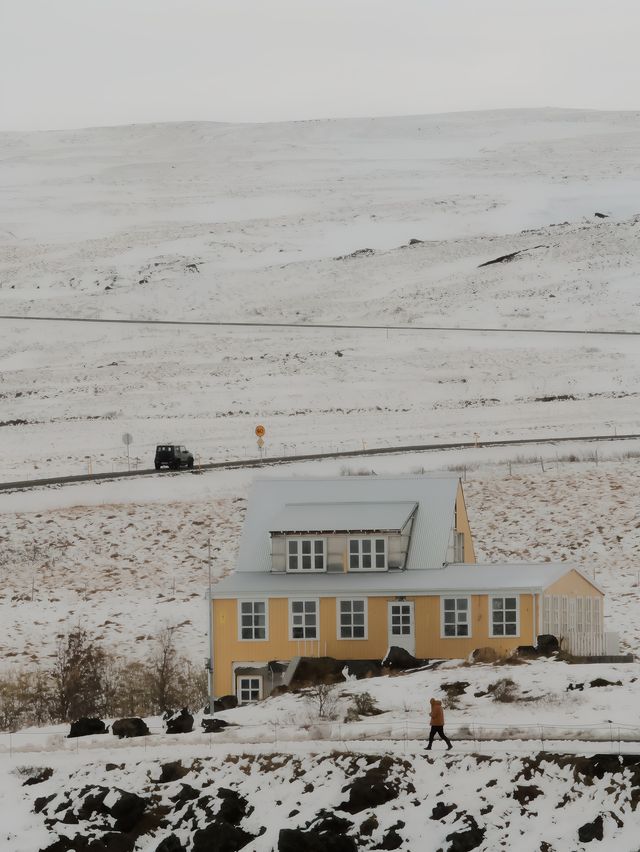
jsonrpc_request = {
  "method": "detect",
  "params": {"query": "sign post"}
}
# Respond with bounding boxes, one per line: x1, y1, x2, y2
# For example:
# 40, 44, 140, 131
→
122, 432, 133, 471
255, 425, 266, 460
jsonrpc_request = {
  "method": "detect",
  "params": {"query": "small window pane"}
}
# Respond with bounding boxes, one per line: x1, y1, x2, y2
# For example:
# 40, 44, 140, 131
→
444, 599, 455, 611
292, 601, 303, 613
362, 540, 371, 554
506, 598, 516, 609
288, 541, 297, 554
350, 541, 358, 553
353, 600, 364, 612
493, 598, 502, 611
376, 539, 385, 553
458, 599, 468, 611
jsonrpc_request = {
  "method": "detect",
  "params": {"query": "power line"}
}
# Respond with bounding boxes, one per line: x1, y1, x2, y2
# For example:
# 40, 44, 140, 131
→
0, 314, 638, 337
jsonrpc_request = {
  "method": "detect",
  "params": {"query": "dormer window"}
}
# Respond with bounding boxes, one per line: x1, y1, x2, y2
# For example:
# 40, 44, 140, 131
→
287, 538, 326, 572
349, 537, 387, 571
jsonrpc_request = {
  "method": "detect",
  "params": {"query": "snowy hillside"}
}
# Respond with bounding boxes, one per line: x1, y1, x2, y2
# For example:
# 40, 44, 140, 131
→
1, 109, 640, 479
1, 452, 639, 672
3, 108, 640, 851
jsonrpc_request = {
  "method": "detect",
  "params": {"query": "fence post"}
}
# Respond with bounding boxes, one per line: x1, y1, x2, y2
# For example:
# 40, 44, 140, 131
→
540, 725, 545, 752
9, 732, 12, 759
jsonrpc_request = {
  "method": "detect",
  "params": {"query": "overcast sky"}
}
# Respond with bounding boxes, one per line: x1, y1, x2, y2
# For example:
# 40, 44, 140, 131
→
2, 0, 639, 131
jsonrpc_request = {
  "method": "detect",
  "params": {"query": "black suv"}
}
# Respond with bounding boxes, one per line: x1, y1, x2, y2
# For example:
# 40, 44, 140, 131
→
154, 444, 194, 470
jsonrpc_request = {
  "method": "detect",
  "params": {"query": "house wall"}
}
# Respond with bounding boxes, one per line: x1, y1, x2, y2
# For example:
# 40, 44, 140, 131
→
212, 592, 536, 696
544, 569, 602, 598
456, 483, 476, 563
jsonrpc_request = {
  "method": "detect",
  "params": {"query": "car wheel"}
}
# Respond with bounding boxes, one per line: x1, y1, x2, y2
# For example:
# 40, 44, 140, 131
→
187, 457, 194, 469
155, 463, 161, 470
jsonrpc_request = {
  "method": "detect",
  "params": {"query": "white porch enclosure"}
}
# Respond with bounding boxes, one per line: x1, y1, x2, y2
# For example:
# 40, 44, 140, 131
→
561, 630, 620, 657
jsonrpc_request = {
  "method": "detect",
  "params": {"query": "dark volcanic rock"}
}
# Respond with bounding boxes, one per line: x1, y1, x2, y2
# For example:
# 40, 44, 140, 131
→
381, 646, 422, 670
578, 814, 604, 843
158, 761, 189, 783
217, 788, 250, 825
68, 718, 108, 738
155, 836, 185, 852
431, 801, 457, 820
109, 790, 148, 832
213, 694, 238, 712
170, 783, 200, 805
112, 717, 150, 739
339, 757, 399, 814
513, 785, 543, 805
165, 708, 194, 734
202, 717, 230, 733
192, 821, 254, 852
278, 828, 357, 852
536, 634, 560, 656
289, 656, 346, 686
307, 809, 353, 834
446, 816, 486, 851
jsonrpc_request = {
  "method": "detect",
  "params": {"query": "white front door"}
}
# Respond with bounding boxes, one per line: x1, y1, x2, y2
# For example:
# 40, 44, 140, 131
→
388, 601, 415, 655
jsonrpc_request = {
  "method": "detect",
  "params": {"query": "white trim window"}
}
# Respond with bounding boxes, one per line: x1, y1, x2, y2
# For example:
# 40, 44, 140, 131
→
490, 595, 519, 637
453, 532, 465, 563
237, 675, 262, 704
337, 598, 367, 639
238, 600, 268, 641
289, 599, 319, 640
349, 537, 387, 571
441, 596, 471, 638
287, 538, 326, 572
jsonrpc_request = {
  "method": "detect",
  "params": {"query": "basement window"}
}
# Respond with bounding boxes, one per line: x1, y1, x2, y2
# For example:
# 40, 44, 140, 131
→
237, 676, 262, 704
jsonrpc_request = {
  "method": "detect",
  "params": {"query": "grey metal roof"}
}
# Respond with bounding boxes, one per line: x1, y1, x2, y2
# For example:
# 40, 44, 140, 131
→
212, 562, 591, 598
268, 501, 418, 534
235, 475, 459, 573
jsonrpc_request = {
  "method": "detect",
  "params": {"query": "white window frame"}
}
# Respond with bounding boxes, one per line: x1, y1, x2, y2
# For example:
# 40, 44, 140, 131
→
336, 598, 368, 640
237, 599, 268, 641
440, 596, 471, 639
489, 594, 520, 638
286, 537, 326, 572
288, 598, 319, 640
453, 531, 465, 563
236, 675, 262, 704
348, 537, 387, 571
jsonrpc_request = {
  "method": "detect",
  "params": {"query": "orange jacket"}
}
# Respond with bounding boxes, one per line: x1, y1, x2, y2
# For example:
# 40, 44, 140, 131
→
430, 699, 444, 726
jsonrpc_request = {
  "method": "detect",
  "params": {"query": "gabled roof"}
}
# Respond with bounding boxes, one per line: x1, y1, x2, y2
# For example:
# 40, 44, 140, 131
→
212, 562, 602, 598
235, 475, 460, 573
268, 501, 417, 534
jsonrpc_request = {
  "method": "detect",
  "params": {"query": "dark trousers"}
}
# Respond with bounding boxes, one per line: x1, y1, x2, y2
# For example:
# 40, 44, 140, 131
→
427, 725, 452, 748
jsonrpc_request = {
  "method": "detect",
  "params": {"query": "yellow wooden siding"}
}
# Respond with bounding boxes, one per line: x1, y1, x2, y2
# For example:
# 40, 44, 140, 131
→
456, 483, 476, 563
212, 592, 536, 696
544, 569, 603, 599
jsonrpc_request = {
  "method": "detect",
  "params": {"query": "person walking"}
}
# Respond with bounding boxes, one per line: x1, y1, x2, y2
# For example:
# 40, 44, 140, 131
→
425, 697, 452, 750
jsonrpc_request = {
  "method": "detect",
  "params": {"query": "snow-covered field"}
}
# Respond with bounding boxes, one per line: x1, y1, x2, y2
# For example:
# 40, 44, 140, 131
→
2, 108, 640, 849
2, 109, 640, 480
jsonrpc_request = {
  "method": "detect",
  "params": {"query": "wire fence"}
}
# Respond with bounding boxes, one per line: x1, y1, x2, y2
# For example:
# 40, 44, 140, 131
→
3, 719, 640, 759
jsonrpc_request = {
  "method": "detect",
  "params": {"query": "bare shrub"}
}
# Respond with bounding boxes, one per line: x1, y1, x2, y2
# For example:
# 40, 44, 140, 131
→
487, 678, 518, 702
344, 691, 381, 721
306, 683, 339, 720
51, 627, 107, 721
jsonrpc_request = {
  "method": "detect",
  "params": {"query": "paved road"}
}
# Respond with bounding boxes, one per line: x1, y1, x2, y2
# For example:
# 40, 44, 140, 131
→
1, 432, 638, 493
1, 313, 639, 336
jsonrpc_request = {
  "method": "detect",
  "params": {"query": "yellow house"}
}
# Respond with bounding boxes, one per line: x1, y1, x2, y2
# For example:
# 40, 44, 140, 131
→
210, 476, 605, 702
